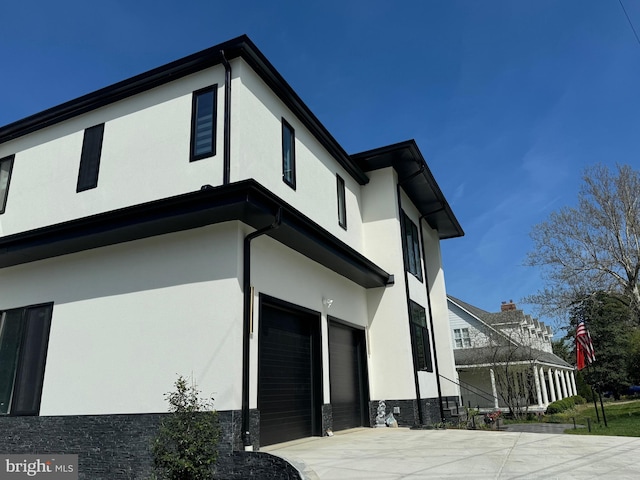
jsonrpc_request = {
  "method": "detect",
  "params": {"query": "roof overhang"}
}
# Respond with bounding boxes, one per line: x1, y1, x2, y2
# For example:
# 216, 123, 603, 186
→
0, 180, 392, 289
352, 140, 464, 239
0, 35, 368, 186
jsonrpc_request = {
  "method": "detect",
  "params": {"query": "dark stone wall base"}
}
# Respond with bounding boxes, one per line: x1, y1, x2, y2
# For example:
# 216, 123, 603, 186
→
0, 410, 268, 479
321, 403, 333, 435
369, 396, 461, 427
368, 399, 419, 427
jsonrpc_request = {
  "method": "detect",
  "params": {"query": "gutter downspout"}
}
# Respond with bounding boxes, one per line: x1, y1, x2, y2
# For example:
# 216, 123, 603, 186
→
241, 208, 283, 449
220, 50, 231, 185
418, 210, 446, 423
396, 165, 426, 425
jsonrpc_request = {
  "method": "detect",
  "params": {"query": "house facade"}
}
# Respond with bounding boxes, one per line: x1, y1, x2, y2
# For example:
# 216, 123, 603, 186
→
0, 34, 463, 460
447, 296, 576, 413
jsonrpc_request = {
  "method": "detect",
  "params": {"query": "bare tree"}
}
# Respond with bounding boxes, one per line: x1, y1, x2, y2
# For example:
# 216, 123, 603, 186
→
463, 321, 542, 419
526, 164, 640, 319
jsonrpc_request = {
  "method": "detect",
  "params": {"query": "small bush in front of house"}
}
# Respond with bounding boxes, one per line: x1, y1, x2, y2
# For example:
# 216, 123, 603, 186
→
151, 375, 220, 480
546, 396, 585, 414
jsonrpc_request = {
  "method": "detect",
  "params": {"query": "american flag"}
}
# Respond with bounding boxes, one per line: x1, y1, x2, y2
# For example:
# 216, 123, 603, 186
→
576, 320, 596, 370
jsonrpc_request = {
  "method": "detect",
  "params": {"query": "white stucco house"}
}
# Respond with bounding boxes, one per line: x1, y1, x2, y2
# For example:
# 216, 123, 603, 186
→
447, 296, 576, 414
0, 35, 464, 451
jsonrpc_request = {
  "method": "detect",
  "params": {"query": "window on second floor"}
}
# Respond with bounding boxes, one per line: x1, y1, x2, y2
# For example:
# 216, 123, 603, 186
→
0, 155, 14, 214
453, 328, 471, 349
282, 118, 296, 189
402, 211, 423, 281
410, 301, 433, 372
337, 174, 347, 229
190, 86, 217, 161
0, 303, 53, 416
76, 124, 105, 192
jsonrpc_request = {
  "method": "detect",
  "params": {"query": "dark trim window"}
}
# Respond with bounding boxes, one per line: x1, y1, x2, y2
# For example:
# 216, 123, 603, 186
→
0, 303, 53, 416
0, 155, 14, 214
76, 124, 105, 192
190, 85, 217, 161
282, 118, 296, 189
337, 174, 347, 229
409, 301, 433, 372
401, 211, 423, 281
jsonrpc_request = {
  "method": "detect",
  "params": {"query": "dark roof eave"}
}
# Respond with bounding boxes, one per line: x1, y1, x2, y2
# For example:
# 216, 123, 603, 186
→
352, 140, 464, 239
0, 180, 392, 289
0, 35, 369, 186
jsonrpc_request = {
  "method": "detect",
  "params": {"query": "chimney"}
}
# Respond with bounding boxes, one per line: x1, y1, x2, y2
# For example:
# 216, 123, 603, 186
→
501, 299, 516, 311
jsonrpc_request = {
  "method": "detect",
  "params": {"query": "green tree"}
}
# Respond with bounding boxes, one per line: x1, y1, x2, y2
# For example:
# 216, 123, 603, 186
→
552, 339, 572, 364
567, 292, 635, 398
152, 376, 220, 480
628, 330, 640, 386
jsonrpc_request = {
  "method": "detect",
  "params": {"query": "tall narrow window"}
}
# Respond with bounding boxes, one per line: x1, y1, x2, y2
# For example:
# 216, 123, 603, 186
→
77, 124, 105, 192
337, 174, 347, 229
190, 86, 217, 161
401, 211, 423, 281
0, 155, 14, 214
409, 301, 433, 372
0, 303, 53, 416
282, 118, 296, 189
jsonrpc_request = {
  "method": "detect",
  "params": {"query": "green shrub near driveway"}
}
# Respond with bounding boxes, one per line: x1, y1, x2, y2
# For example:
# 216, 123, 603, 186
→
546, 395, 586, 414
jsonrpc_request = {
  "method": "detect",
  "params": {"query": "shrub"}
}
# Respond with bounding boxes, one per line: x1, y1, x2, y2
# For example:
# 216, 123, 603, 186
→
151, 376, 220, 480
546, 396, 585, 414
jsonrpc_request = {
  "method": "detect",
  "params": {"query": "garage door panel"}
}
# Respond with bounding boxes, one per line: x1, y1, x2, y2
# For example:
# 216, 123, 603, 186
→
329, 321, 368, 431
258, 302, 320, 446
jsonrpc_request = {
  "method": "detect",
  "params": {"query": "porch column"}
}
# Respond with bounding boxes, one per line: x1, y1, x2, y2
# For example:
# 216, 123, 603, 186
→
570, 371, 578, 397
548, 368, 557, 402
533, 365, 543, 407
554, 369, 563, 399
540, 366, 549, 405
560, 370, 568, 398
490, 369, 499, 409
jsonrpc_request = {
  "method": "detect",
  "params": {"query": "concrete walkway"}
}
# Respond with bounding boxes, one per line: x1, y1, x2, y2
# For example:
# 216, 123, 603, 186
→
263, 427, 640, 479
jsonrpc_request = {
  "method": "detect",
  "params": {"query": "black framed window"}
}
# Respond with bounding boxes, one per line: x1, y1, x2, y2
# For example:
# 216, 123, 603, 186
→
0, 155, 14, 214
77, 124, 105, 192
409, 301, 433, 372
190, 86, 217, 161
282, 118, 296, 189
0, 303, 53, 416
337, 174, 347, 229
402, 211, 423, 281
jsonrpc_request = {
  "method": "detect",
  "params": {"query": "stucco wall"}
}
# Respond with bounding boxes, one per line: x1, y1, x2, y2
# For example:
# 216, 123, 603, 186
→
0, 66, 225, 237
0, 223, 244, 414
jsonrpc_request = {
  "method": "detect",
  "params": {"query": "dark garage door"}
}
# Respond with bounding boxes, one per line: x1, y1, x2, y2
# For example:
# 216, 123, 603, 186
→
258, 301, 321, 446
329, 320, 369, 431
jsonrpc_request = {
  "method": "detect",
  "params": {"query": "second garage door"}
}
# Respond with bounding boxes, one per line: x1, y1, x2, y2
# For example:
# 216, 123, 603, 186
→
329, 320, 369, 431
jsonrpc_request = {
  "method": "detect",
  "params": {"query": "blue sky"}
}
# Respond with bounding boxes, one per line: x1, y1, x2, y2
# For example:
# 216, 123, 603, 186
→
2, 1, 639, 325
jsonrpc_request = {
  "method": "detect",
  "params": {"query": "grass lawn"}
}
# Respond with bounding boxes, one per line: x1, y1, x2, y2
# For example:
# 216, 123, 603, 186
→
548, 399, 640, 437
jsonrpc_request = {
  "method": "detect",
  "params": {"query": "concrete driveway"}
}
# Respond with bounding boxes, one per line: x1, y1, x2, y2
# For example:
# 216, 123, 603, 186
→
263, 427, 640, 479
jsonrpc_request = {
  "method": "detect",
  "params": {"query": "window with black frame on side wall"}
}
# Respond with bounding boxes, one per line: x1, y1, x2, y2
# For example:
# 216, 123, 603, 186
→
0, 155, 14, 214
337, 174, 346, 229
282, 118, 296, 189
409, 301, 433, 372
402, 211, 423, 281
76, 123, 105, 192
190, 85, 217, 161
0, 303, 53, 416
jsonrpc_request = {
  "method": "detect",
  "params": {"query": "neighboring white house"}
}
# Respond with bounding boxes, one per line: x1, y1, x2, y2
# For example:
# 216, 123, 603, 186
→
447, 296, 575, 413
0, 35, 463, 451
